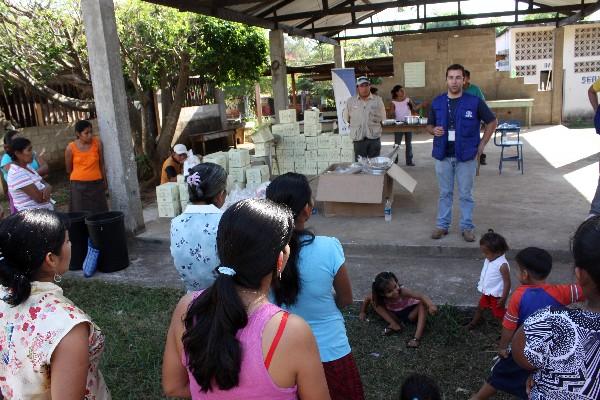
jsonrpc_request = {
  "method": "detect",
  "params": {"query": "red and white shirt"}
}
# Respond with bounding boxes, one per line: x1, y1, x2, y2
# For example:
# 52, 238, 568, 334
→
7, 164, 53, 211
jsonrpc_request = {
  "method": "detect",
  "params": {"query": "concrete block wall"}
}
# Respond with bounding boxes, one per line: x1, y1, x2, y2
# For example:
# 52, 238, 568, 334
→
390, 28, 558, 125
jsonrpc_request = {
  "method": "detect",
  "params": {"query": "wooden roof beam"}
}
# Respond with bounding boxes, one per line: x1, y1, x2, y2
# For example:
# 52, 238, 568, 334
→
558, 0, 600, 26
147, 0, 339, 44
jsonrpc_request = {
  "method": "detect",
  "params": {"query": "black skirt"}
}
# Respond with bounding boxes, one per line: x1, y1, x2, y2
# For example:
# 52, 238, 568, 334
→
69, 180, 109, 214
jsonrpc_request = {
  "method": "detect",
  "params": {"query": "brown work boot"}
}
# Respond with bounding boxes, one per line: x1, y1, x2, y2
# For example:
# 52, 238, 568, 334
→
462, 230, 476, 242
431, 228, 448, 240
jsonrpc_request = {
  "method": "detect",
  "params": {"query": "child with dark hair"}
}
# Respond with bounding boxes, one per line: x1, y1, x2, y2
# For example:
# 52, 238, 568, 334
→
470, 247, 585, 399
399, 374, 441, 400
359, 271, 437, 348
467, 230, 511, 330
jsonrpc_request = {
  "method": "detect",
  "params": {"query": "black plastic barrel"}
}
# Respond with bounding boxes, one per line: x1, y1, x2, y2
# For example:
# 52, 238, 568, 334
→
64, 212, 90, 271
85, 211, 129, 273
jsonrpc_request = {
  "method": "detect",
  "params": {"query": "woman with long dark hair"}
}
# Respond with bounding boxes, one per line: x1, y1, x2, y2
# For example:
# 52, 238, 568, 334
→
162, 199, 330, 399
0, 209, 110, 399
512, 216, 600, 398
266, 173, 363, 400
170, 162, 227, 291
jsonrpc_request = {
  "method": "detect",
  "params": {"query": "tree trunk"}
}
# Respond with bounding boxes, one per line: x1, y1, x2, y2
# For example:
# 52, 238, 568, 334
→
128, 100, 143, 156
140, 89, 158, 159
154, 53, 190, 174
160, 74, 173, 129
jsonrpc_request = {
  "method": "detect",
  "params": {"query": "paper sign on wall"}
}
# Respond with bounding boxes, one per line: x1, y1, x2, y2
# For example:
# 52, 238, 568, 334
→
404, 62, 425, 88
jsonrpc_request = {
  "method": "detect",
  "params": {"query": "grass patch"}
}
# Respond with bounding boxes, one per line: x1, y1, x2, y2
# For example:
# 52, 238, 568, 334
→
62, 280, 515, 400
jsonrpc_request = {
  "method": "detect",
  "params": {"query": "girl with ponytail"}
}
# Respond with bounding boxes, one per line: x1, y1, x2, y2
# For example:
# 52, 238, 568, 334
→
0, 209, 110, 399
266, 173, 364, 400
162, 198, 330, 399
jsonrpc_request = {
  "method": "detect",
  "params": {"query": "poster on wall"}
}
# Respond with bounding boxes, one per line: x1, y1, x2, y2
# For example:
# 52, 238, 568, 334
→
331, 68, 356, 136
404, 62, 426, 88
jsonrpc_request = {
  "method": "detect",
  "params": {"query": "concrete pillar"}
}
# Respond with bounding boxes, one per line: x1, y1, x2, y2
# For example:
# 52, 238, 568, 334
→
334, 45, 345, 68
551, 27, 564, 125
269, 29, 288, 121
81, 0, 144, 234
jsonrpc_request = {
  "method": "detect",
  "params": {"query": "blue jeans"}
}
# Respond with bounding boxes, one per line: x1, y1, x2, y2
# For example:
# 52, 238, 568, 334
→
435, 157, 477, 231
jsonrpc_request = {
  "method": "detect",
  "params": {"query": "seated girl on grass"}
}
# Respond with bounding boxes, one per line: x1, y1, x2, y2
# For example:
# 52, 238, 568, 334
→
359, 271, 437, 348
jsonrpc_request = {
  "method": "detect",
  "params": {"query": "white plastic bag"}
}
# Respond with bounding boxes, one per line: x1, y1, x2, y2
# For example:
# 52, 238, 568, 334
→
183, 149, 201, 177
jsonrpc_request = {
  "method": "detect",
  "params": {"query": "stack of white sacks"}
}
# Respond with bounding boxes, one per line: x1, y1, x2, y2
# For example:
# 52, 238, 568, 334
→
272, 109, 354, 175
203, 148, 271, 192
156, 182, 181, 218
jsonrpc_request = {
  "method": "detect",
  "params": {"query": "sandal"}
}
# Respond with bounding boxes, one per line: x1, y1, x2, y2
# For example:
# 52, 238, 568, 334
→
382, 326, 402, 336
406, 337, 420, 348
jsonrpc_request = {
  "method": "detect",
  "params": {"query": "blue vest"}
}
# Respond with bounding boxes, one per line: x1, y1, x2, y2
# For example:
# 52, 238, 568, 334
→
431, 93, 481, 162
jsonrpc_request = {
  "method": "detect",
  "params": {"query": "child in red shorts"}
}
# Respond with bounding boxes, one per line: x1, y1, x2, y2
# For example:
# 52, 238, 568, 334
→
467, 230, 511, 329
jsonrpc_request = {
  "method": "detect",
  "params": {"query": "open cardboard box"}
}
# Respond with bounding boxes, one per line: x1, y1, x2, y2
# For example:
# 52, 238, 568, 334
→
315, 163, 417, 217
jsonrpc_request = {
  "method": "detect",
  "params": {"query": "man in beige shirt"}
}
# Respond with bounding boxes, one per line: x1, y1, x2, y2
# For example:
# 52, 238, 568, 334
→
343, 76, 387, 159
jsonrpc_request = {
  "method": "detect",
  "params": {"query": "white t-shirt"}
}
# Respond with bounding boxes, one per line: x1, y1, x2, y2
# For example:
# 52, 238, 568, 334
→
477, 254, 509, 298
7, 164, 53, 211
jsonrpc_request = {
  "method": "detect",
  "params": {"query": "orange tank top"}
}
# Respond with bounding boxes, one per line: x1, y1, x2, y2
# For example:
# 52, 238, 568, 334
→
69, 137, 103, 181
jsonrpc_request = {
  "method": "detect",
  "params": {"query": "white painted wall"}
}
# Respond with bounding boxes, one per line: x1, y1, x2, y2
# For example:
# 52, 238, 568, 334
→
509, 26, 554, 88
562, 23, 600, 121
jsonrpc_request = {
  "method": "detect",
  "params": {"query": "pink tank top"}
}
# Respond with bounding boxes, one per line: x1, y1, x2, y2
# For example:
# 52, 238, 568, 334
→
392, 99, 411, 120
384, 293, 420, 312
183, 300, 298, 400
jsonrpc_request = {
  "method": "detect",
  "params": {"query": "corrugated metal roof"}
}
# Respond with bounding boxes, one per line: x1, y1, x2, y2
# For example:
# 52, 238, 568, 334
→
144, 0, 600, 42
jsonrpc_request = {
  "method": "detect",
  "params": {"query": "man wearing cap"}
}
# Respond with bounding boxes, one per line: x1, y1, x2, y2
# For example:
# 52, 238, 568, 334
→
161, 144, 188, 184
343, 76, 387, 159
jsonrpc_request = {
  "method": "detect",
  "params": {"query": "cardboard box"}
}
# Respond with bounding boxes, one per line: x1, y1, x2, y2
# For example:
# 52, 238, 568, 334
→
306, 136, 319, 150
228, 149, 250, 168
315, 163, 417, 217
303, 110, 320, 124
178, 183, 189, 202
203, 152, 229, 171
318, 134, 333, 149
279, 109, 297, 124
317, 149, 329, 162
305, 161, 318, 176
331, 135, 342, 149
294, 160, 306, 174
340, 135, 354, 149
281, 162, 295, 174
294, 136, 306, 151
254, 142, 272, 157
158, 202, 181, 218
305, 150, 318, 162
246, 165, 270, 183
272, 122, 300, 137
283, 149, 295, 159
294, 147, 306, 157
317, 161, 330, 174
341, 149, 355, 162
229, 166, 248, 183
252, 126, 274, 143
303, 122, 322, 136
156, 183, 179, 203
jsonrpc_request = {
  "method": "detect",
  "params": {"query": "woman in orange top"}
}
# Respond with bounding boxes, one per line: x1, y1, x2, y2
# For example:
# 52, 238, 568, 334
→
65, 120, 109, 214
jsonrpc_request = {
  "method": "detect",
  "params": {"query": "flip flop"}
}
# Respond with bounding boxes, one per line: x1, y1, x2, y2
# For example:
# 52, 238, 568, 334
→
382, 326, 402, 336
406, 337, 420, 348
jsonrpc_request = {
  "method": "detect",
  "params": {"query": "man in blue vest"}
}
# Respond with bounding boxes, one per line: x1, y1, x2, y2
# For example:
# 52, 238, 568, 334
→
427, 64, 497, 242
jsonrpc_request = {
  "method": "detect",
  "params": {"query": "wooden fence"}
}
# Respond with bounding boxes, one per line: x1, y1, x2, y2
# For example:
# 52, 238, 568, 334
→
1, 78, 216, 129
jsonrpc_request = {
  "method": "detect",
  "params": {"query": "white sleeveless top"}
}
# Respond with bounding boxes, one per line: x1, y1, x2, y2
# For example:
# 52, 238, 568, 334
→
392, 99, 412, 120
477, 254, 509, 298
0, 281, 110, 399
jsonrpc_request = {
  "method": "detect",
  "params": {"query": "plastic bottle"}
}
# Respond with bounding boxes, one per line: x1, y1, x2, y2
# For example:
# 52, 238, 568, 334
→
384, 198, 392, 223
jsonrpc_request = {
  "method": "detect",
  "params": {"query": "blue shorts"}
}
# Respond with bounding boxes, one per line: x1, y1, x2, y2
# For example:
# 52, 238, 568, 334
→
488, 352, 529, 399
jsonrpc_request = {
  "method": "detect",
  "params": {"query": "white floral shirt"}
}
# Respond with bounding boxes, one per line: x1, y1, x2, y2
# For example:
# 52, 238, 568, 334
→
170, 204, 223, 292
0, 281, 110, 399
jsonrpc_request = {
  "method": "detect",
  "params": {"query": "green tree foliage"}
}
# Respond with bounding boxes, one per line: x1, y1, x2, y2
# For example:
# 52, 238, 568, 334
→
0, 0, 268, 179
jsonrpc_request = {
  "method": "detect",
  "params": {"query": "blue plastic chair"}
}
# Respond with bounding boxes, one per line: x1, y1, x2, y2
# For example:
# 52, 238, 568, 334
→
494, 120, 524, 174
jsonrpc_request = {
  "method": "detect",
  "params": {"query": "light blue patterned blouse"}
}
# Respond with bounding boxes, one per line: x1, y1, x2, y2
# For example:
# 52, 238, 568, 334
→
170, 204, 222, 292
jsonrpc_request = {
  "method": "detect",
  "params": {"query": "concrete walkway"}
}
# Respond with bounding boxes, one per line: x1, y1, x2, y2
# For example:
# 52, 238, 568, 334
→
71, 125, 598, 306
